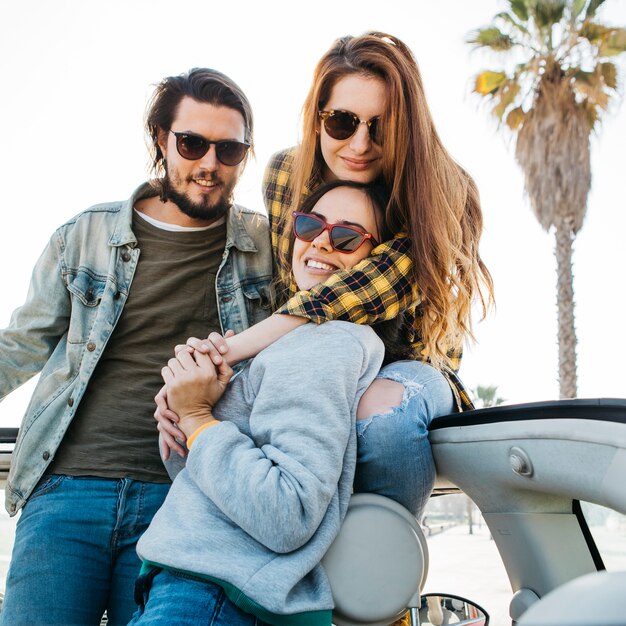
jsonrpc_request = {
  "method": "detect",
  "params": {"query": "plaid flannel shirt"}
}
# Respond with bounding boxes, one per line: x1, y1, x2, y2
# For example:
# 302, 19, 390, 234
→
262, 147, 474, 411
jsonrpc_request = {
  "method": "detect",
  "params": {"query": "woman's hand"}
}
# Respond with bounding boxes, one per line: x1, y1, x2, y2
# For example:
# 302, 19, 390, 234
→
161, 348, 233, 439
154, 386, 187, 460
175, 329, 236, 365
156, 330, 235, 459
177, 316, 310, 369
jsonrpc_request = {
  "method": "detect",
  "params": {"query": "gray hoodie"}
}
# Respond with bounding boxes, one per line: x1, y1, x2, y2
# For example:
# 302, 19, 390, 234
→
136, 321, 384, 625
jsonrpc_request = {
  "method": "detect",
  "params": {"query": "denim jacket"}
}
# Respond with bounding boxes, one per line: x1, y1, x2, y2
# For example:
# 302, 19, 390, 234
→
1, 182, 273, 515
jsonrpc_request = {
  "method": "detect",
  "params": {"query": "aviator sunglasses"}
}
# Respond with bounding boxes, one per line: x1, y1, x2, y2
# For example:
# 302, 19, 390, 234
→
292, 211, 379, 253
170, 131, 250, 166
318, 110, 382, 144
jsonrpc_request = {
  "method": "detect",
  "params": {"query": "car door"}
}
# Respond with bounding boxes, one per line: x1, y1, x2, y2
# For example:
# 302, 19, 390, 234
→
428, 398, 626, 624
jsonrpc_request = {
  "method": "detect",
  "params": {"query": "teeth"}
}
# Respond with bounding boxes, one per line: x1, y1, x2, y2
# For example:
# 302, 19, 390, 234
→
194, 179, 216, 187
307, 260, 335, 271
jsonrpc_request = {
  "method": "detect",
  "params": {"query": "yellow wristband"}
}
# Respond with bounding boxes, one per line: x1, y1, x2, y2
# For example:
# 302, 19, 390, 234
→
187, 420, 220, 449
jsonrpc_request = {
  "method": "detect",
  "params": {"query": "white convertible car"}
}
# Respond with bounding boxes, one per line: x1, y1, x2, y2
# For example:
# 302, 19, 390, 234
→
2, 397, 626, 625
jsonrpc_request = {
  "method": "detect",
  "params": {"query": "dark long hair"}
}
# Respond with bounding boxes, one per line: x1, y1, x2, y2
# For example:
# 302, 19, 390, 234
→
278, 179, 412, 365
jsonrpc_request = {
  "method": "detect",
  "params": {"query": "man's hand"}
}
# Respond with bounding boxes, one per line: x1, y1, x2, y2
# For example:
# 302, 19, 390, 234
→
161, 348, 233, 439
154, 386, 187, 460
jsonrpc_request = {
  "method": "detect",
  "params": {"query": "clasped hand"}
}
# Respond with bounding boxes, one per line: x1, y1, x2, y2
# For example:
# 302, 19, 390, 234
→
155, 332, 233, 458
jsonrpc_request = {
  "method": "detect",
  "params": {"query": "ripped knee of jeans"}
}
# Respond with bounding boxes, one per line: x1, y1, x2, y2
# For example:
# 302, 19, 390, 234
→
357, 378, 406, 422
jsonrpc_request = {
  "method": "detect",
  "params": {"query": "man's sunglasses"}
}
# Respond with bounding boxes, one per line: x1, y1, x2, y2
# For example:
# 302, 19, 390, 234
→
318, 110, 382, 144
170, 131, 250, 166
292, 211, 379, 253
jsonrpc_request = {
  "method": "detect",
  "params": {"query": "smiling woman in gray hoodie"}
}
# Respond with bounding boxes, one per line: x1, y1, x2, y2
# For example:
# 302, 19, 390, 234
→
130, 181, 400, 626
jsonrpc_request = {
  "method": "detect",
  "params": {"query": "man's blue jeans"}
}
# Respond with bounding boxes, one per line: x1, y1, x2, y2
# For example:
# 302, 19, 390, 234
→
129, 568, 271, 626
0, 475, 169, 626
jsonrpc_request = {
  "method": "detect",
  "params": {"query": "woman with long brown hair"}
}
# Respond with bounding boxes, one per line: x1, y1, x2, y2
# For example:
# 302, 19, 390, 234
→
159, 31, 494, 520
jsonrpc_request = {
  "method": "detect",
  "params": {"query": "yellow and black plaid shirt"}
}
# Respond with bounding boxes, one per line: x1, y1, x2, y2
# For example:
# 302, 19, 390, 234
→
262, 148, 473, 411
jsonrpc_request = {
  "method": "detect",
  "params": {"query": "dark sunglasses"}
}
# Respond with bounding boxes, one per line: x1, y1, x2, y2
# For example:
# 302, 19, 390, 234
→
318, 110, 382, 144
292, 211, 379, 253
170, 131, 250, 166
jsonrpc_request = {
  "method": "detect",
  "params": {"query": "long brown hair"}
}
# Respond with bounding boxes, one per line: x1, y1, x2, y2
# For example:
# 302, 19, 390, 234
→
288, 32, 494, 369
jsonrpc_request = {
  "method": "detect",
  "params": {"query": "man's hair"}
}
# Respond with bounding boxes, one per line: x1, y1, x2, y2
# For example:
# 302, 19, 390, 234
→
145, 67, 254, 184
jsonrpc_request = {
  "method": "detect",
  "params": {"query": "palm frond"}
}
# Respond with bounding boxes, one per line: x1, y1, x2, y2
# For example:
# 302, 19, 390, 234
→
580, 21, 613, 44
506, 106, 526, 129
600, 62, 618, 89
573, 68, 610, 108
467, 27, 516, 51
599, 28, 626, 57
474, 71, 508, 95
571, 0, 588, 19
493, 81, 522, 120
495, 11, 531, 36
533, 0, 567, 29
584, 0, 607, 19
508, 0, 529, 21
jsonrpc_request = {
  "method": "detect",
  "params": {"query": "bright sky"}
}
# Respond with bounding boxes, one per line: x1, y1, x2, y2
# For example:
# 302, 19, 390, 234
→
1, 0, 625, 426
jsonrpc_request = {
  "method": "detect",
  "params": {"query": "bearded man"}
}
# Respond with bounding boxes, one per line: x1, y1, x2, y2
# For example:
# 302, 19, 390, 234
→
0, 68, 272, 626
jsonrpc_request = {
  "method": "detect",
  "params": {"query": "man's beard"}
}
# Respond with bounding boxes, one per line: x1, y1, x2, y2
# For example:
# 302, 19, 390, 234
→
162, 166, 233, 222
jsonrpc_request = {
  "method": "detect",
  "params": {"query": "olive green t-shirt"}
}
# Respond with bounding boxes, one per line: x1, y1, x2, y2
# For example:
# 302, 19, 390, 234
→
50, 213, 227, 482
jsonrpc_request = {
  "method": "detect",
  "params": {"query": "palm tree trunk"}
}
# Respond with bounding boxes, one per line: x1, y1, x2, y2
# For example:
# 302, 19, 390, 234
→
554, 224, 578, 398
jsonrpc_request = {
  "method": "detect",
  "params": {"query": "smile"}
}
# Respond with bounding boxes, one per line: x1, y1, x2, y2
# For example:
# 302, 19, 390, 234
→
306, 259, 338, 271
193, 178, 218, 188
340, 157, 376, 170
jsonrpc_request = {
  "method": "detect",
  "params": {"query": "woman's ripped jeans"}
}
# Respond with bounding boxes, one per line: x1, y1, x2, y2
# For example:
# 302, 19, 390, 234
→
354, 360, 454, 518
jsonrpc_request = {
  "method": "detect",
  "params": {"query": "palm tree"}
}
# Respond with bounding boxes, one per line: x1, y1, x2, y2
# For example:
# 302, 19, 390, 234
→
467, 0, 626, 398
473, 384, 506, 408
